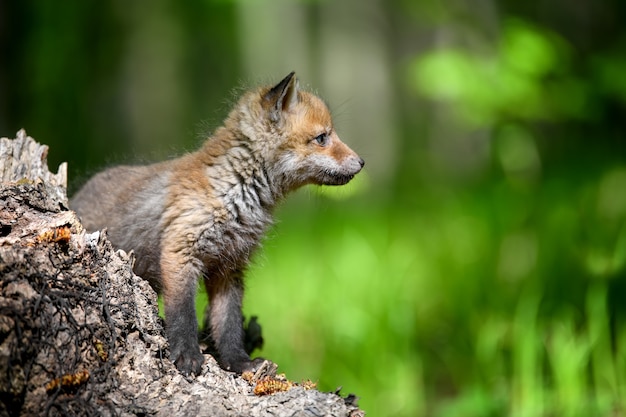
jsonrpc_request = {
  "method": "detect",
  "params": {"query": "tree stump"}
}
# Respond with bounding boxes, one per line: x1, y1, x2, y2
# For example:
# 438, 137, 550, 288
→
0, 130, 363, 417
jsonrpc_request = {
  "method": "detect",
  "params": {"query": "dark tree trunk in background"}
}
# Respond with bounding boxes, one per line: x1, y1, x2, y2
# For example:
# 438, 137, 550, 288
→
0, 131, 363, 417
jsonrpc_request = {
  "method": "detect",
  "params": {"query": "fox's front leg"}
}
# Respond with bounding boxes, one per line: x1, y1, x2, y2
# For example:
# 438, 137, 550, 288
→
205, 270, 265, 373
161, 252, 204, 376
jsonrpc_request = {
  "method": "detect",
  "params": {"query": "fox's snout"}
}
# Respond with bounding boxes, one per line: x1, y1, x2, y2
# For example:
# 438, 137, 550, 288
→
322, 134, 364, 185
352, 155, 366, 173
307, 148, 364, 186
332, 153, 364, 185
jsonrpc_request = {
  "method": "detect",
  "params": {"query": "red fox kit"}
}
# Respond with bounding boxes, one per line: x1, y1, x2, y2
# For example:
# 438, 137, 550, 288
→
71, 72, 364, 376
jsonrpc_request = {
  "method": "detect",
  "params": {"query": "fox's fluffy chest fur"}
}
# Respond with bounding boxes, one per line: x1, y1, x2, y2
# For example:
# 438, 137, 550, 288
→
165, 133, 276, 276
70, 72, 364, 376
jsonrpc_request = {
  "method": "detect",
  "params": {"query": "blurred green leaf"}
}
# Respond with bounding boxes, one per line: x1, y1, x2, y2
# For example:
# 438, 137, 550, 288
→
500, 19, 558, 77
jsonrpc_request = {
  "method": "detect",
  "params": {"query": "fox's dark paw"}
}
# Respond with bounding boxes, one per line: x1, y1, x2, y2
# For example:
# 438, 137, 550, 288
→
171, 347, 204, 376
225, 356, 268, 374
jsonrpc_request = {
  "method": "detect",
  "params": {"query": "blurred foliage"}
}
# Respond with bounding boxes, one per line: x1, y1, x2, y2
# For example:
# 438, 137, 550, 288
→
2, 0, 626, 416
411, 18, 587, 125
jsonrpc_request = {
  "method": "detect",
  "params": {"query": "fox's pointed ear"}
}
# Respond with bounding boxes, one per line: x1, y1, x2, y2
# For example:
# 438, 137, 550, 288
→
263, 71, 299, 122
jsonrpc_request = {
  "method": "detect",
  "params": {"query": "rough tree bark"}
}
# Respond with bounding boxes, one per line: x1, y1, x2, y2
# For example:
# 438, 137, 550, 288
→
0, 130, 364, 417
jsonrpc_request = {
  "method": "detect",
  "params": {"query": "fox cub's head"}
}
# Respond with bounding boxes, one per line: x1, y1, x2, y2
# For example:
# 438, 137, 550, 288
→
245, 72, 364, 192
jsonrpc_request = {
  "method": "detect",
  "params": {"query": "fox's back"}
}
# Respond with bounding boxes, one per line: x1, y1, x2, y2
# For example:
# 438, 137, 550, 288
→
70, 148, 271, 284
71, 163, 171, 283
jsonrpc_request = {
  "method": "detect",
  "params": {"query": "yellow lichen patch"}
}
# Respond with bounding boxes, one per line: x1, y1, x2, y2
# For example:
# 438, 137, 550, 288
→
45, 369, 90, 393
242, 370, 318, 396
301, 379, 317, 390
253, 376, 294, 396
94, 339, 108, 362
241, 371, 255, 383
38, 225, 71, 245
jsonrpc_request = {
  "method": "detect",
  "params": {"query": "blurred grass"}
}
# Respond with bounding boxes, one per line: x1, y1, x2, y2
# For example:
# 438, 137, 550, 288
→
222, 169, 626, 417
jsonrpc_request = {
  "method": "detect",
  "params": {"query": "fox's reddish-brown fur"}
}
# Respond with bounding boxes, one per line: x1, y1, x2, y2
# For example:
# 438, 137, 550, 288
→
71, 72, 364, 376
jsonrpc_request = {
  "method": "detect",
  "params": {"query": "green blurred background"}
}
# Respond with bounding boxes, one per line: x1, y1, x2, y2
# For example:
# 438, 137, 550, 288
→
2, 1, 626, 415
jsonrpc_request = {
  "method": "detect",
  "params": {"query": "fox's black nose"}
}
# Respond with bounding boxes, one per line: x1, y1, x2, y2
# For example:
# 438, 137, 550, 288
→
358, 157, 365, 168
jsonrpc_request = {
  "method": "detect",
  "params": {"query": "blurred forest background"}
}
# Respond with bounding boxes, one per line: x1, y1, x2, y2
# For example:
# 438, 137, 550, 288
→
2, 1, 626, 416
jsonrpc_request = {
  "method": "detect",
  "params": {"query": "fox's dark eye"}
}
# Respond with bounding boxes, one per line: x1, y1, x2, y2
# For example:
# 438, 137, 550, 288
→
314, 133, 329, 146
